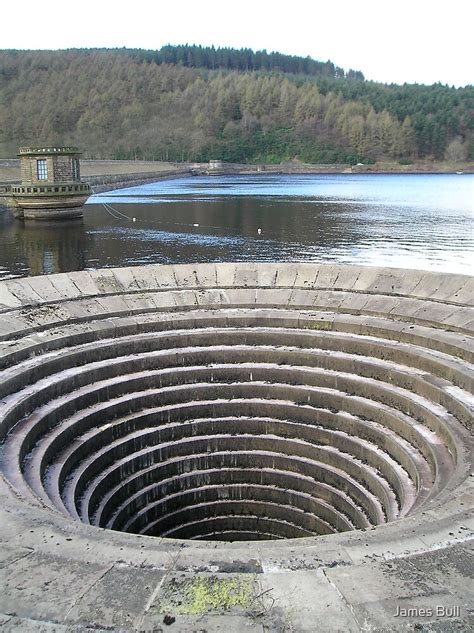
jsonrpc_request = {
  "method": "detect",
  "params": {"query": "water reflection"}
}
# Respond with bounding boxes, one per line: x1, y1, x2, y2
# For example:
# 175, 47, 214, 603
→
0, 216, 88, 277
0, 174, 472, 278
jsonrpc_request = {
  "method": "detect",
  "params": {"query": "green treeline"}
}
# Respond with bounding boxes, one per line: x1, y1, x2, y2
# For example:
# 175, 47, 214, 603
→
0, 48, 472, 163
127, 44, 360, 80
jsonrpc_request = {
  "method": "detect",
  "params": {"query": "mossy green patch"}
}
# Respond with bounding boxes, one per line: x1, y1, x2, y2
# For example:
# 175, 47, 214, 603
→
306, 320, 333, 331
155, 574, 257, 616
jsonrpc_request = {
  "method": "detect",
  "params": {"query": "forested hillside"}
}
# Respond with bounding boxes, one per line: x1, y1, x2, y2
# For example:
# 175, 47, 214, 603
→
0, 47, 472, 163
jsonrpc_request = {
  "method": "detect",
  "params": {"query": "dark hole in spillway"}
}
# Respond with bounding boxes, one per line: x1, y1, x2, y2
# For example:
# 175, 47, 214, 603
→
3, 319, 465, 542
0, 264, 470, 543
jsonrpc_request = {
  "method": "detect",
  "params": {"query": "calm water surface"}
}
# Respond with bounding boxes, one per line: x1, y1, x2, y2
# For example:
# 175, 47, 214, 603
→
0, 173, 472, 278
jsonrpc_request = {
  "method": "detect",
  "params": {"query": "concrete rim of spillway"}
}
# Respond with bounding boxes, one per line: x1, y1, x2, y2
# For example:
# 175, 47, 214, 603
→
0, 262, 472, 631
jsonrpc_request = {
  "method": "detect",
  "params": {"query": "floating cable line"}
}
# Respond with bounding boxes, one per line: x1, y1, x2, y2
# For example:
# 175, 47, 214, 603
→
103, 201, 134, 221
89, 185, 135, 222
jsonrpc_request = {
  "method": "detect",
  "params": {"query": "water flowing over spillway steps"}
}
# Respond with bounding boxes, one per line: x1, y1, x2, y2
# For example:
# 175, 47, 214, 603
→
0, 263, 471, 543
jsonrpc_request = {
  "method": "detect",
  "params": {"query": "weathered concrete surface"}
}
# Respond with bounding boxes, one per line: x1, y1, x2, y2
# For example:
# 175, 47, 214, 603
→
0, 263, 472, 632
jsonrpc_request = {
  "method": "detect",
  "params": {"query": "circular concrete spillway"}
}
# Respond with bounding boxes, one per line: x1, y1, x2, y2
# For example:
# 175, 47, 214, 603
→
0, 263, 472, 630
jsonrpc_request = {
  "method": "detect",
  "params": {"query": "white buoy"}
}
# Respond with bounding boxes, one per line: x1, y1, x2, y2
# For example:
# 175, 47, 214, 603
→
132, 217, 136, 222
257, 228, 262, 235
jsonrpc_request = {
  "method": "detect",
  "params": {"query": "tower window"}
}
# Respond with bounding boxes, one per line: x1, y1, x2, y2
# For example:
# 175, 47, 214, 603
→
37, 159, 48, 180
72, 158, 80, 180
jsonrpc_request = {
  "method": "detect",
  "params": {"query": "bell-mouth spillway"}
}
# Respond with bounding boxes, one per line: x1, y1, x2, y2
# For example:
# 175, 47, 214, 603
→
0, 262, 472, 542
0, 262, 472, 630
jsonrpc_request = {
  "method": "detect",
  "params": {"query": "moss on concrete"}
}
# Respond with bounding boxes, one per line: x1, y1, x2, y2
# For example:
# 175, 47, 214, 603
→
155, 574, 257, 615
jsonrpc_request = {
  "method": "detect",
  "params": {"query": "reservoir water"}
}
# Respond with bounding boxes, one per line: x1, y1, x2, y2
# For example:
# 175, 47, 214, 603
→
0, 173, 472, 279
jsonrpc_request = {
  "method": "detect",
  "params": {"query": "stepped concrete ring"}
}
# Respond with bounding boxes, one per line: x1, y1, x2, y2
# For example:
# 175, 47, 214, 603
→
0, 262, 472, 632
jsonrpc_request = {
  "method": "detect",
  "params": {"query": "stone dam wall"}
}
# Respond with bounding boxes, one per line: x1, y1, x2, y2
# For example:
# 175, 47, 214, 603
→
0, 262, 472, 631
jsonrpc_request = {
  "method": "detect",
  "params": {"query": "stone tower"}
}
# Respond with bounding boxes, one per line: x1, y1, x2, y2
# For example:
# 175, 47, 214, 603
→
11, 146, 91, 220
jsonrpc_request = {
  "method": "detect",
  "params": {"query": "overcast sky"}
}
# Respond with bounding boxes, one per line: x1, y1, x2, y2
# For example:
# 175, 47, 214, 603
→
2, 0, 472, 87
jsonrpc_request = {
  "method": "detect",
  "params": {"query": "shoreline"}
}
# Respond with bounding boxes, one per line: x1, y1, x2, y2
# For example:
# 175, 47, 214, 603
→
1, 157, 473, 180
1, 160, 472, 207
